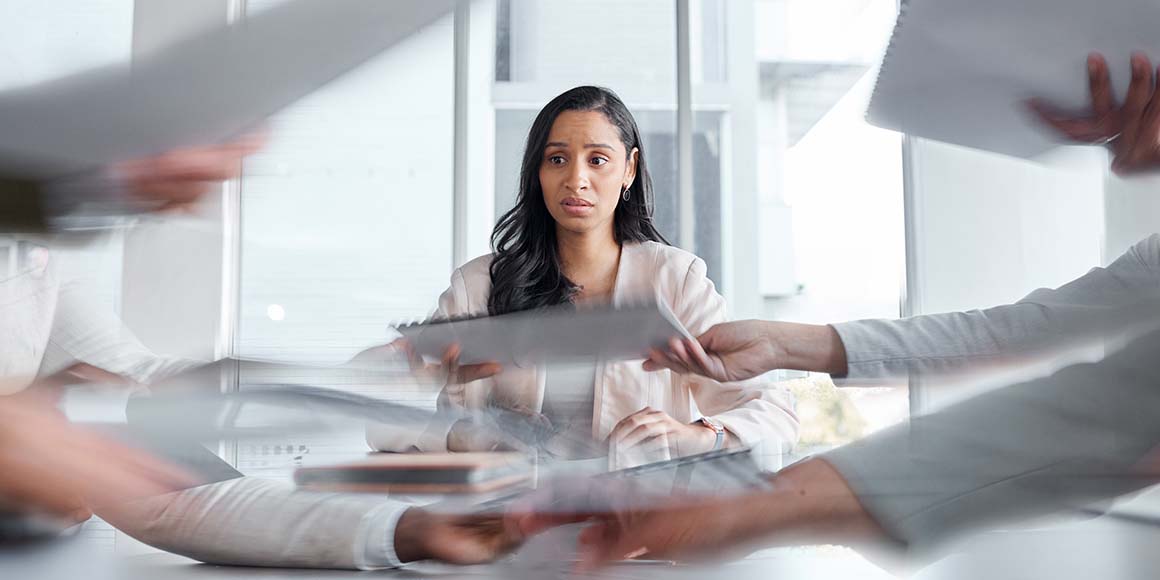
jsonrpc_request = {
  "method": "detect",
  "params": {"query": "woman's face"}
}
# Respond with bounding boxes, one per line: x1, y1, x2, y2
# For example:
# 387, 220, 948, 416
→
539, 110, 638, 239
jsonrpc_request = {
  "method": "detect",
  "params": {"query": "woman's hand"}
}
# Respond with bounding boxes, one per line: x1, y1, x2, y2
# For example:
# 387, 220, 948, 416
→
1029, 52, 1160, 175
606, 407, 716, 458
437, 343, 504, 385
447, 405, 549, 452
357, 340, 503, 385
447, 418, 520, 452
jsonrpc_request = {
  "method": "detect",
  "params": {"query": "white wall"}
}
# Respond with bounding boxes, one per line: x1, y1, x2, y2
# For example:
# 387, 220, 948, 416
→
907, 140, 1105, 315
905, 139, 1106, 410
1104, 173, 1160, 262
119, 0, 232, 362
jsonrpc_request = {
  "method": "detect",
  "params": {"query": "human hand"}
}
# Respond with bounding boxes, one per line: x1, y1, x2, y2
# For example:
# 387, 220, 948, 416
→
607, 407, 714, 459
388, 340, 503, 386
394, 507, 528, 564
644, 320, 779, 382
447, 418, 526, 453
112, 131, 267, 212
513, 458, 884, 571
1029, 52, 1160, 175
0, 394, 194, 521
511, 477, 763, 569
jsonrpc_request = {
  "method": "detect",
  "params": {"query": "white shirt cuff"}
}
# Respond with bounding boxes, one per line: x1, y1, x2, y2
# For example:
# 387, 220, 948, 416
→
358, 504, 410, 569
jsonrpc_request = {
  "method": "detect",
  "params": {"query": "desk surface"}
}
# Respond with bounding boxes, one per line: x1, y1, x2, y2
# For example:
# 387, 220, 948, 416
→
118, 546, 893, 580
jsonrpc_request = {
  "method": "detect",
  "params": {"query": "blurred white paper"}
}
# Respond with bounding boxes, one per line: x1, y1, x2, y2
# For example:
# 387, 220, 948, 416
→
0, 0, 457, 178
396, 297, 694, 367
868, 0, 1160, 160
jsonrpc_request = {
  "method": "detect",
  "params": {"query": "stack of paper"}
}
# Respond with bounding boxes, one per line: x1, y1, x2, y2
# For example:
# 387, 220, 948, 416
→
868, 0, 1160, 159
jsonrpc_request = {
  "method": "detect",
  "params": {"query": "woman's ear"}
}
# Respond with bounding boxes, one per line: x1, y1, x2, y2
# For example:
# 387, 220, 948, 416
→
624, 147, 640, 190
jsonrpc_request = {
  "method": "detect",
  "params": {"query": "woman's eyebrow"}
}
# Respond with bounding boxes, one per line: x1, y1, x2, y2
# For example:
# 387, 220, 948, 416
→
545, 141, 615, 150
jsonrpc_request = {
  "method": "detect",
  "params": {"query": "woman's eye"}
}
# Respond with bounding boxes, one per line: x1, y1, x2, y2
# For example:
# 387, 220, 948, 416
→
548, 155, 566, 165
590, 157, 609, 166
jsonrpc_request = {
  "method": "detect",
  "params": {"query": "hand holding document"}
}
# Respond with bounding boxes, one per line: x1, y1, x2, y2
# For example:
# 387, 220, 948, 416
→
1029, 52, 1160, 175
868, 0, 1160, 160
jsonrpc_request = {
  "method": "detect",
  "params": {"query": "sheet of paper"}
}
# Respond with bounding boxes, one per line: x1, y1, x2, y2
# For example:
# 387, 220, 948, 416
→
868, 0, 1160, 159
0, 0, 457, 178
395, 298, 694, 367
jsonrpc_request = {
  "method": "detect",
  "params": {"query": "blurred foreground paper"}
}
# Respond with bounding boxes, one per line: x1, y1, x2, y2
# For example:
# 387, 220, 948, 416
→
396, 297, 693, 367
0, 0, 457, 178
868, 0, 1160, 160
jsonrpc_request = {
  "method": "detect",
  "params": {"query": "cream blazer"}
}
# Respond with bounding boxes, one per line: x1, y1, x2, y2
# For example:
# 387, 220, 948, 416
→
369, 241, 799, 453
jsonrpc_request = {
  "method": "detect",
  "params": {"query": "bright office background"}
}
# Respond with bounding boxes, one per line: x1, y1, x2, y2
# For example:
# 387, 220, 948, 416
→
7, 0, 1158, 510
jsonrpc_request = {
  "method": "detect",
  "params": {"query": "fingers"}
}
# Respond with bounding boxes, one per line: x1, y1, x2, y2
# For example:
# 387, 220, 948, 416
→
1026, 99, 1105, 142
1114, 52, 1154, 165
456, 363, 503, 383
643, 346, 690, 375
440, 344, 502, 384
643, 333, 730, 381
114, 132, 267, 206
512, 511, 594, 537
608, 408, 672, 452
387, 339, 435, 378
615, 420, 669, 451
1088, 52, 1115, 120
1123, 62, 1160, 173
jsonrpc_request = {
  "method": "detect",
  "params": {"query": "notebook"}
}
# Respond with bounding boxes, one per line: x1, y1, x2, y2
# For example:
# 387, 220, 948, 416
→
294, 452, 534, 494
395, 296, 694, 367
867, 0, 1160, 160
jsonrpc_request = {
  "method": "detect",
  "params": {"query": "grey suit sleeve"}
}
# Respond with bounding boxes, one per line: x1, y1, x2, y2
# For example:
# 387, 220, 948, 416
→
832, 234, 1160, 379
823, 325, 1160, 549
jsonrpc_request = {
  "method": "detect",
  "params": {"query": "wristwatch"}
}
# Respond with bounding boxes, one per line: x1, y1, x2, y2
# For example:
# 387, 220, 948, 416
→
697, 417, 726, 451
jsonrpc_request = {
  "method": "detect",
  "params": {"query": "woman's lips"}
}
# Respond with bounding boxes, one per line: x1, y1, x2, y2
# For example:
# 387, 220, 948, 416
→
561, 197, 595, 216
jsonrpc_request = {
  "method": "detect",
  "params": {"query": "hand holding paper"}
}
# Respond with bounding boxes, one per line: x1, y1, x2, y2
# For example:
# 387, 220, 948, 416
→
1030, 52, 1160, 175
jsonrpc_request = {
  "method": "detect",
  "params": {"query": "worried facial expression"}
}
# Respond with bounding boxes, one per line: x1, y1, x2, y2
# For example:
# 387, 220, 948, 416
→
540, 110, 638, 238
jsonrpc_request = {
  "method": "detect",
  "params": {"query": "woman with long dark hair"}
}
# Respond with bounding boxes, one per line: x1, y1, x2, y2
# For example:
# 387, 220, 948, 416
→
372, 86, 797, 462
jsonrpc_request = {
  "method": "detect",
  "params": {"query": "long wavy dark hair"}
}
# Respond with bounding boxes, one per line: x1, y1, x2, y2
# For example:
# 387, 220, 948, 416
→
488, 86, 667, 316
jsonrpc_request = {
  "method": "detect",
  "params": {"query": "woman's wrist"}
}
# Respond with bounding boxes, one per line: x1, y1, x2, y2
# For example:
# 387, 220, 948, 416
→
688, 420, 718, 454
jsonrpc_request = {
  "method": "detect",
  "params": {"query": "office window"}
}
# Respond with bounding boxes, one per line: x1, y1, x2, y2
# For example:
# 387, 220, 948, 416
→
490, 0, 691, 270
235, 3, 455, 477
750, 0, 907, 451
489, 1, 738, 289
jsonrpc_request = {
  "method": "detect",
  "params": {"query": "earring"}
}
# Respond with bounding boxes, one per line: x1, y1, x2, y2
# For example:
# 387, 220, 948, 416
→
622, 186, 631, 202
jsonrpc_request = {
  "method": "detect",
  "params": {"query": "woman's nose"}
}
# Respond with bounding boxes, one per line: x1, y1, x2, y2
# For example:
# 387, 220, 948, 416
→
566, 164, 590, 191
